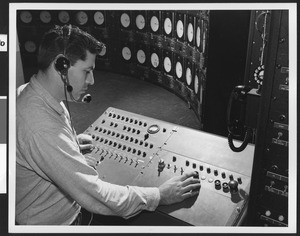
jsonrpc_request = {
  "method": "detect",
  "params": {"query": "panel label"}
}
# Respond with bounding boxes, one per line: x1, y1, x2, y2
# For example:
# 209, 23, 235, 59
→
0, 34, 7, 52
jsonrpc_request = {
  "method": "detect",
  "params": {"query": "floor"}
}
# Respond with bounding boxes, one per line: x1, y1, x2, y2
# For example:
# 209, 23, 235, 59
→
68, 70, 201, 134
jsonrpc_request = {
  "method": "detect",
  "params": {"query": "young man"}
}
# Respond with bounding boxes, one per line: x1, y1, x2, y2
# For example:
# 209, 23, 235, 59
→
16, 25, 201, 225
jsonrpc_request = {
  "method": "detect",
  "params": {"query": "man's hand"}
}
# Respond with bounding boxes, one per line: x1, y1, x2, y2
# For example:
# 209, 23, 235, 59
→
77, 133, 97, 168
158, 171, 201, 205
77, 133, 94, 153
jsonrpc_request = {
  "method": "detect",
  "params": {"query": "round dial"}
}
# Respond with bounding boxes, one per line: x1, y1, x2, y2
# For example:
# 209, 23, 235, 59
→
199, 82, 203, 104
202, 30, 206, 53
196, 26, 201, 48
76, 11, 88, 25
163, 57, 172, 73
24, 41, 36, 53
58, 11, 70, 24
120, 13, 130, 28
194, 74, 199, 94
151, 53, 159, 68
20, 11, 32, 23
147, 124, 160, 134
99, 45, 107, 56
137, 49, 146, 64
150, 16, 159, 32
94, 11, 104, 25
186, 67, 192, 85
176, 20, 184, 38
40, 11, 51, 23
254, 65, 264, 85
122, 47, 131, 61
164, 17, 172, 35
187, 23, 194, 42
175, 61, 183, 79
136, 14, 145, 30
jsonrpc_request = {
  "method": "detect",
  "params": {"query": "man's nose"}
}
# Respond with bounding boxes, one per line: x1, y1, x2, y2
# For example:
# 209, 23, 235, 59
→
87, 71, 94, 85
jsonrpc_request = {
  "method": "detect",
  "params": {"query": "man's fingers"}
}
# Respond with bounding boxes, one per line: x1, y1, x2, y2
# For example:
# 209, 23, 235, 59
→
80, 144, 94, 150
182, 177, 200, 187
180, 171, 199, 181
182, 183, 201, 194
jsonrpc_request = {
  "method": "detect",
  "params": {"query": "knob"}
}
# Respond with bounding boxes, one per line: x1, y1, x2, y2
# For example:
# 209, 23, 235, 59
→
207, 167, 211, 173
228, 180, 239, 193
214, 180, 221, 190
221, 172, 226, 178
158, 159, 165, 172
265, 210, 271, 217
214, 170, 218, 176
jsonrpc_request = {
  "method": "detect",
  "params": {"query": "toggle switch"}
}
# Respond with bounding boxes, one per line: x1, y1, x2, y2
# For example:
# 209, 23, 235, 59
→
158, 159, 165, 172
144, 133, 149, 140
214, 180, 221, 190
228, 180, 239, 194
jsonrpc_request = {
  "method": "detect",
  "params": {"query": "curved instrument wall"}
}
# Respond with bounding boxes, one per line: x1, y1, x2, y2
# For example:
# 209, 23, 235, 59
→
17, 10, 209, 127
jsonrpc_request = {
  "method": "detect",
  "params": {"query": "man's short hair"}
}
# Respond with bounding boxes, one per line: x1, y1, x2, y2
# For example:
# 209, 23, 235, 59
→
37, 24, 105, 72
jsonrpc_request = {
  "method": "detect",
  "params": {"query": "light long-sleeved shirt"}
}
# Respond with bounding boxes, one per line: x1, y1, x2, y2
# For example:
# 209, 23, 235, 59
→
16, 75, 160, 225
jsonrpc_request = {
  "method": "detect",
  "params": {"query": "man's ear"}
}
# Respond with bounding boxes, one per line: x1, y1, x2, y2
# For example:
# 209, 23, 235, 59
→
54, 54, 70, 76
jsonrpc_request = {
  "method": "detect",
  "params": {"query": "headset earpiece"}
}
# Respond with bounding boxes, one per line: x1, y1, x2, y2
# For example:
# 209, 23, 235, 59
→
54, 56, 70, 76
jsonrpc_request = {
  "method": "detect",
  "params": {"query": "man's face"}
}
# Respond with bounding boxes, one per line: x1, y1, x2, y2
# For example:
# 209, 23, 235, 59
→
67, 50, 96, 100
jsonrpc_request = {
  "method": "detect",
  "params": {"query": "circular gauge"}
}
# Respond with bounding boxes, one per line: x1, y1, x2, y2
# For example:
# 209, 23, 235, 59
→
187, 23, 194, 42
20, 11, 32, 23
202, 30, 206, 53
120, 13, 130, 28
196, 26, 201, 48
151, 53, 159, 68
164, 17, 172, 35
136, 14, 145, 30
254, 65, 264, 85
122, 47, 131, 61
40, 11, 51, 23
147, 124, 160, 134
175, 61, 183, 79
176, 20, 184, 38
76, 11, 88, 25
186, 67, 192, 85
58, 11, 70, 24
24, 41, 36, 53
150, 15, 159, 32
94, 11, 104, 25
99, 45, 106, 56
163, 57, 172, 73
137, 49, 146, 64
199, 81, 203, 104
194, 74, 199, 94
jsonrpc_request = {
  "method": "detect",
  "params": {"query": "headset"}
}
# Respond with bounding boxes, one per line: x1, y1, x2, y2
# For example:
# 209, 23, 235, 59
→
54, 25, 91, 103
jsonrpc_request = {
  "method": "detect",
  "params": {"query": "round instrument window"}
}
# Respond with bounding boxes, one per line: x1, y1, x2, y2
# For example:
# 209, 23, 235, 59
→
122, 47, 131, 61
150, 15, 159, 32
147, 124, 160, 134
120, 13, 130, 28
94, 11, 105, 25
20, 11, 32, 23
58, 11, 70, 24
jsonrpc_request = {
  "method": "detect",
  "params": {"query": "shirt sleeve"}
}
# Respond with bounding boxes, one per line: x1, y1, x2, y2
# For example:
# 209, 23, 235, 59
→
24, 126, 160, 219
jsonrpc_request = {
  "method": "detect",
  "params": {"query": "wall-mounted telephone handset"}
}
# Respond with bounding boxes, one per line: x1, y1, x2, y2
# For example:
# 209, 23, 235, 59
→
227, 85, 253, 152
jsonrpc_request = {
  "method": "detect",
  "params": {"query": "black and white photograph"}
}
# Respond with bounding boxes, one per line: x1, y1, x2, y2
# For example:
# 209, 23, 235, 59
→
0, 1, 297, 235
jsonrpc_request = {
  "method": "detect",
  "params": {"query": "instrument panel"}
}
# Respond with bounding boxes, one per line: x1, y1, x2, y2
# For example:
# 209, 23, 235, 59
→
84, 107, 255, 226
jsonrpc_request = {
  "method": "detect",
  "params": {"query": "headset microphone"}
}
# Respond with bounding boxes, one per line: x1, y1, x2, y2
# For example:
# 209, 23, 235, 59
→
82, 94, 92, 103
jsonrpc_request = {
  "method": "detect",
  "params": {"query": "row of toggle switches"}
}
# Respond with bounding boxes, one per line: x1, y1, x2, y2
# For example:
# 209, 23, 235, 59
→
107, 113, 148, 127
93, 148, 143, 168
91, 131, 154, 149
91, 138, 148, 157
